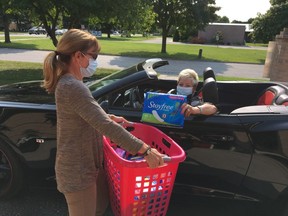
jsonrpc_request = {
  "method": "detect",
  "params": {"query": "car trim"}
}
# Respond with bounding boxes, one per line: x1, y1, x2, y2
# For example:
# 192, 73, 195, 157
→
0, 101, 55, 110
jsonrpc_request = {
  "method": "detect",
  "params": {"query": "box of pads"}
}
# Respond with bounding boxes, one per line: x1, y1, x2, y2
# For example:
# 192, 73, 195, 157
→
141, 92, 187, 127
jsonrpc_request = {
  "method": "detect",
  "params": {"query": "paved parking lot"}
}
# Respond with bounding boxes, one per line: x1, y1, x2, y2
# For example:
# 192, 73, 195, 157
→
0, 178, 269, 216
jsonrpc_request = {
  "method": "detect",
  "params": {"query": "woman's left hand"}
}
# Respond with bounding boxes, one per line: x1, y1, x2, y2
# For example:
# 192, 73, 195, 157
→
181, 103, 199, 117
109, 114, 131, 125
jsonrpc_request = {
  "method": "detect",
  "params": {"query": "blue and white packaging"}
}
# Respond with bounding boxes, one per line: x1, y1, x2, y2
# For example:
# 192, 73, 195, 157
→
141, 92, 187, 127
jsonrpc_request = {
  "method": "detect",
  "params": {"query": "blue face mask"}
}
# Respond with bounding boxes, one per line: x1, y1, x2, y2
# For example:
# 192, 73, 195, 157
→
177, 86, 193, 96
80, 58, 98, 77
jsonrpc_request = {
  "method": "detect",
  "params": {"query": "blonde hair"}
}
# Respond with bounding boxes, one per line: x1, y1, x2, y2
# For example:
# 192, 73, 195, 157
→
177, 69, 199, 87
42, 29, 100, 93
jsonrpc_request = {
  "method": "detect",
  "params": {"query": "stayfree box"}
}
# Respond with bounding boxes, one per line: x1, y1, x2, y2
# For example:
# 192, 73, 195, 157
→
141, 92, 187, 127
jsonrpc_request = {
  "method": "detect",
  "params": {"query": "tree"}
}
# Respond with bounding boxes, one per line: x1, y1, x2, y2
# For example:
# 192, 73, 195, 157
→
151, 0, 219, 53
117, 0, 155, 36
17, 0, 64, 46
0, 0, 13, 43
90, 0, 119, 38
251, 0, 288, 43
214, 15, 230, 23
18, 0, 100, 47
63, 0, 99, 29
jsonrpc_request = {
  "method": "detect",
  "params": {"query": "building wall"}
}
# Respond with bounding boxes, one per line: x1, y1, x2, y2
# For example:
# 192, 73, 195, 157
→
263, 28, 288, 82
198, 24, 246, 45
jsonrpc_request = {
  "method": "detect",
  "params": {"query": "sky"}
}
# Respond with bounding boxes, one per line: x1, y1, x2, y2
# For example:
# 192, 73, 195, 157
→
215, 0, 271, 22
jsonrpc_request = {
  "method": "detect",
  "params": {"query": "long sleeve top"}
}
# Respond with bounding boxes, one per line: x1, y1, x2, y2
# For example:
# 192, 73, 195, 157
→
55, 74, 143, 193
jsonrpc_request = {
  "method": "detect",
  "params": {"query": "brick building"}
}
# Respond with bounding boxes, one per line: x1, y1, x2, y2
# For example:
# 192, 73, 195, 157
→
263, 28, 288, 82
198, 23, 252, 45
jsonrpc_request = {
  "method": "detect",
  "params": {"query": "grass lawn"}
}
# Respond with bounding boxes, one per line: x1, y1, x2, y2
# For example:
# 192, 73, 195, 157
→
0, 34, 267, 64
0, 60, 116, 85
99, 40, 266, 63
0, 61, 43, 85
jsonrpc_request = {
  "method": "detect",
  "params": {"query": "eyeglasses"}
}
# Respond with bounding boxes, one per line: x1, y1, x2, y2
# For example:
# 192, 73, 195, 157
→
81, 52, 98, 60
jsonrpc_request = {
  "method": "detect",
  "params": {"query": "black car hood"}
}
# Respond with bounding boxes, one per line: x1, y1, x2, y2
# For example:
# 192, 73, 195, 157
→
0, 80, 55, 104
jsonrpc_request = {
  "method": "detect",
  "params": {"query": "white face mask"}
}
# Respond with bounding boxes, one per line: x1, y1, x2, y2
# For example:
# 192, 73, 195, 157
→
177, 86, 193, 96
80, 58, 98, 77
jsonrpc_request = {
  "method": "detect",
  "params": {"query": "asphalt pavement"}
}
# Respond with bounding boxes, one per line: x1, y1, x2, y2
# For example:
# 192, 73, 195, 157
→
0, 180, 266, 216
0, 47, 266, 79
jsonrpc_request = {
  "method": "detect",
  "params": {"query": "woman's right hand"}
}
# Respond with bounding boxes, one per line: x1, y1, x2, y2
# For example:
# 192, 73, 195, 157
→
144, 148, 164, 168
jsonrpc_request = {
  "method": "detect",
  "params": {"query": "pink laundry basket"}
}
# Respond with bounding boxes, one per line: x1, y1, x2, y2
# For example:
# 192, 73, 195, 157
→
103, 122, 186, 216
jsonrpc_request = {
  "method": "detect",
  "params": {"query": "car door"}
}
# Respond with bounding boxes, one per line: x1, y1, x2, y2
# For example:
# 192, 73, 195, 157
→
155, 114, 253, 199
236, 111, 288, 202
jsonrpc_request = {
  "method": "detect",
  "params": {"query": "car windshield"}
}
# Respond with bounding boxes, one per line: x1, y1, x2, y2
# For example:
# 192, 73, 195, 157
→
87, 63, 143, 92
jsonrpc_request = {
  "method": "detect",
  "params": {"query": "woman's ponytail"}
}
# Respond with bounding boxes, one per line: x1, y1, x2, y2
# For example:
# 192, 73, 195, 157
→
42, 51, 59, 93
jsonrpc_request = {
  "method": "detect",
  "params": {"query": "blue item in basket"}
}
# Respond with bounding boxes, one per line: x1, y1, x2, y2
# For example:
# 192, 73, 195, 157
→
141, 92, 187, 127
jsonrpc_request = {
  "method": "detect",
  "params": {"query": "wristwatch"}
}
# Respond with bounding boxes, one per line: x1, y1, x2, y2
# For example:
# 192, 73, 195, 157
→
143, 147, 152, 157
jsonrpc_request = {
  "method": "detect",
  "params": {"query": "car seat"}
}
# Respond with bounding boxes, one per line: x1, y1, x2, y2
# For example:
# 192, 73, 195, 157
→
202, 77, 219, 105
197, 67, 218, 105
275, 93, 288, 106
256, 85, 286, 105
197, 67, 217, 101
203, 67, 216, 81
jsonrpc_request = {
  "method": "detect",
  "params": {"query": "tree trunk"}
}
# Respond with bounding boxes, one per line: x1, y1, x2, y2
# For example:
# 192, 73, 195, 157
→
3, 13, 11, 43
45, 26, 58, 47
50, 33, 58, 47
161, 30, 168, 53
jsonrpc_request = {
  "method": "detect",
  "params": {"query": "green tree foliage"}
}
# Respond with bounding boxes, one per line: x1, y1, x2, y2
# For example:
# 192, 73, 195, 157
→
214, 15, 230, 23
126, 2, 155, 36
63, 0, 99, 29
17, 0, 99, 47
110, 0, 155, 37
151, 0, 219, 53
17, 0, 65, 46
270, 0, 287, 5
251, 0, 288, 43
84, 0, 154, 38
1, 0, 34, 43
90, 0, 117, 38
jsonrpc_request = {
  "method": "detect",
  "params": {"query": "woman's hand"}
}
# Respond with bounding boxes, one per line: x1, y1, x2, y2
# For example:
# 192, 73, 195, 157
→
143, 148, 165, 169
109, 114, 131, 125
181, 103, 201, 117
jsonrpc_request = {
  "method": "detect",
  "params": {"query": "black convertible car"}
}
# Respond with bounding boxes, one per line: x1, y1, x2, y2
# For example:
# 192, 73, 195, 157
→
0, 58, 288, 215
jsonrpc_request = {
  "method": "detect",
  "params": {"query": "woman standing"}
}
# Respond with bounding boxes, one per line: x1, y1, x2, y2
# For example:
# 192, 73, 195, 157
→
43, 29, 164, 216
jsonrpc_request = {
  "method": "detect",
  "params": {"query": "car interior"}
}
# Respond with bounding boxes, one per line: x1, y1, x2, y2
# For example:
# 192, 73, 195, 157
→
99, 68, 288, 115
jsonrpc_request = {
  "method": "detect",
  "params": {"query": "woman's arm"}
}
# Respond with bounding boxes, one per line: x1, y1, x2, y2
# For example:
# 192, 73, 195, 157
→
181, 102, 218, 117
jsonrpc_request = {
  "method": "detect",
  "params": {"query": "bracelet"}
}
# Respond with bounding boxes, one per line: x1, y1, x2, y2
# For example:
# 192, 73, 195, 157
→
142, 146, 151, 157
197, 106, 202, 114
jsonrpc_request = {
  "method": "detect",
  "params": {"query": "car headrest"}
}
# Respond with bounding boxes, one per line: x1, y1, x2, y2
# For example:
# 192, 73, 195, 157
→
257, 85, 286, 105
275, 94, 288, 106
203, 67, 216, 81
202, 77, 218, 104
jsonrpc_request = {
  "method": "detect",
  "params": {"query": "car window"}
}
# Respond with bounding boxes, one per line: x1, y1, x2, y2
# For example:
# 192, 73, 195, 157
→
88, 65, 143, 92
101, 87, 143, 110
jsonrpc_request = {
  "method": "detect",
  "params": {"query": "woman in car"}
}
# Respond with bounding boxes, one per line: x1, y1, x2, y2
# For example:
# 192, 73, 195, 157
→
173, 68, 218, 117
42, 28, 164, 216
